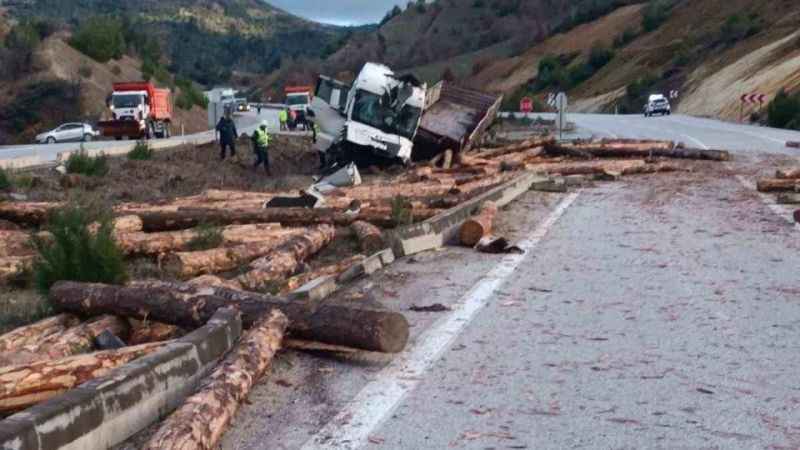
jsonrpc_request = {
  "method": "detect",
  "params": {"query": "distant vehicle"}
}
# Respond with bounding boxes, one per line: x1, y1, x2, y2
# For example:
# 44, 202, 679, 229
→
285, 86, 314, 115
36, 123, 99, 144
99, 82, 173, 140
235, 98, 250, 112
644, 94, 671, 117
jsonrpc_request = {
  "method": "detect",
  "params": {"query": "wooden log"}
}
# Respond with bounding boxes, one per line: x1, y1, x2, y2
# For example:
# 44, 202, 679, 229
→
238, 225, 336, 291
776, 168, 800, 180
0, 202, 59, 226
0, 230, 33, 258
472, 137, 555, 160
127, 319, 184, 345
0, 256, 33, 284
492, 147, 545, 165
598, 138, 674, 149
0, 314, 80, 353
441, 149, 454, 169
143, 310, 287, 450
25, 315, 130, 359
281, 255, 365, 294
553, 144, 730, 161
187, 275, 244, 290
756, 178, 799, 193
525, 159, 648, 176
117, 223, 285, 256
453, 173, 516, 198
459, 201, 498, 247
0, 342, 165, 414
351, 221, 385, 254
333, 181, 457, 202
776, 193, 800, 204
161, 228, 307, 278
88, 215, 144, 235
50, 281, 410, 353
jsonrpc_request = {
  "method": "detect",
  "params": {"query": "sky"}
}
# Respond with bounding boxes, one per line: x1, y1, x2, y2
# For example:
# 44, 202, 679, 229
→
266, 0, 407, 26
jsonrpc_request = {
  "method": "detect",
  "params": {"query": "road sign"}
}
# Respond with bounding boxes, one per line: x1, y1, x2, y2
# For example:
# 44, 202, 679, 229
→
740, 93, 766, 104
546, 93, 556, 108
669, 90, 680, 99
520, 97, 533, 113
555, 92, 568, 112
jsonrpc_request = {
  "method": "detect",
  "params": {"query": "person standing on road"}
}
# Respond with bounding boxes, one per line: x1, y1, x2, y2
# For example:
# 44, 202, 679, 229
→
257, 104, 262, 115
279, 109, 288, 131
251, 120, 271, 175
215, 111, 238, 160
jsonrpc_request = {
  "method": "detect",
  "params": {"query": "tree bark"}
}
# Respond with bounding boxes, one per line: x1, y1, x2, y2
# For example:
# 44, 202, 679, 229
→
351, 221, 385, 254
161, 228, 306, 278
0, 256, 33, 284
459, 202, 498, 247
552, 143, 729, 161
0, 342, 165, 414
756, 178, 799, 193
0, 202, 58, 227
143, 310, 287, 450
237, 225, 336, 291
24, 315, 129, 359
117, 223, 285, 256
50, 281, 410, 353
281, 255, 365, 294
127, 319, 184, 345
0, 230, 34, 258
0, 314, 80, 353
776, 168, 800, 180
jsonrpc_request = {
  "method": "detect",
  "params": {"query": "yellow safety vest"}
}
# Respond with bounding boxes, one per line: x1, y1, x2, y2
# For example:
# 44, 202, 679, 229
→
253, 128, 269, 147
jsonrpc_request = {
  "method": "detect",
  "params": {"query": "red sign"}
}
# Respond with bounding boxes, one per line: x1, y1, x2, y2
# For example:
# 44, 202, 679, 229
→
520, 97, 533, 113
741, 93, 766, 104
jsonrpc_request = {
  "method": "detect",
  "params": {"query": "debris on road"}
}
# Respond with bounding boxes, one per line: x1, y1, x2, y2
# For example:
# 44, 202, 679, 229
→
475, 236, 524, 254
410, 303, 452, 312
787, 141, 800, 149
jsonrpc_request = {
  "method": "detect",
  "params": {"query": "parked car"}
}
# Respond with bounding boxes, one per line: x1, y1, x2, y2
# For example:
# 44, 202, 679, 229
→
36, 123, 99, 144
644, 94, 671, 117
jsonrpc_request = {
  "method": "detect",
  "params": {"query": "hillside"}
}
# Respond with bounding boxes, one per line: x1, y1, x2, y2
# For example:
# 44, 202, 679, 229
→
465, 0, 800, 120
6, 0, 352, 85
325, 0, 640, 80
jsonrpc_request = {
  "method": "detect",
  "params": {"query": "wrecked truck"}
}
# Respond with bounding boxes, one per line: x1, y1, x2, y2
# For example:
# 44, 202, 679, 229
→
314, 62, 502, 169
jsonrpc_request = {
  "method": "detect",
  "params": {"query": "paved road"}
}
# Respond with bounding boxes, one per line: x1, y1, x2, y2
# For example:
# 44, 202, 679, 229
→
216, 114, 800, 450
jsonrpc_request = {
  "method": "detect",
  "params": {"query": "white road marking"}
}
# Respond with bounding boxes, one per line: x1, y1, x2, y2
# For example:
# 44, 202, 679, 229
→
301, 192, 581, 450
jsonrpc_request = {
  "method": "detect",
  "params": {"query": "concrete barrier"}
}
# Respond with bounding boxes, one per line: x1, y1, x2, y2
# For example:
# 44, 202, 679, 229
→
0, 308, 242, 450
388, 172, 550, 257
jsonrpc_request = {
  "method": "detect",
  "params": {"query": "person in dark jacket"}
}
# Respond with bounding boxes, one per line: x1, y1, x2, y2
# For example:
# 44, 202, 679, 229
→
216, 111, 238, 160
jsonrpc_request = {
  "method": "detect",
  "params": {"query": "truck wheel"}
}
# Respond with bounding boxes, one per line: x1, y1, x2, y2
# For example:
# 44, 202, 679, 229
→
83, 134, 93, 142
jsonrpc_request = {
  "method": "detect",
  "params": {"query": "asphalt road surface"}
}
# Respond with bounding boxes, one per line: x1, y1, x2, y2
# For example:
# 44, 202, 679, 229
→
155, 113, 800, 450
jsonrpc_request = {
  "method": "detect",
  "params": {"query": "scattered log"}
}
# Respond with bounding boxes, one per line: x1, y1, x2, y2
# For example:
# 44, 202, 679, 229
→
351, 221, 385, 254
0, 219, 21, 231
493, 147, 545, 165
117, 223, 285, 256
525, 159, 648, 176
459, 201, 498, 247
281, 255, 365, 294
50, 281, 409, 353
553, 144, 730, 161
0, 314, 80, 353
598, 138, 674, 149
0, 202, 58, 226
776, 168, 800, 180
756, 178, 799, 193
472, 137, 554, 160
0, 230, 34, 257
0, 256, 33, 284
238, 225, 336, 291
332, 181, 457, 202
0, 342, 165, 414
187, 275, 244, 290
26, 315, 130, 359
88, 215, 144, 235
161, 228, 306, 278
776, 193, 800, 205
143, 311, 287, 450
441, 149, 454, 170
128, 319, 184, 345
453, 173, 516, 197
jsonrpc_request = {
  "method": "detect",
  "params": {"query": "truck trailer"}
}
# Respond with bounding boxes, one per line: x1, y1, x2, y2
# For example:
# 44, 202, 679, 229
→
99, 82, 173, 140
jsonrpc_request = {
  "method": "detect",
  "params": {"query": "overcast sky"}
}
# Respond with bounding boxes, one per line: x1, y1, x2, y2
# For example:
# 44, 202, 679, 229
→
267, 0, 407, 26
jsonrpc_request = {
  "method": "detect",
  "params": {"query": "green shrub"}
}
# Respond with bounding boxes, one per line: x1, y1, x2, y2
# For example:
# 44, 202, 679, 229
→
66, 149, 109, 177
0, 168, 11, 191
78, 64, 92, 79
613, 28, 639, 49
719, 14, 761, 45
391, 196, 414, 226
642, 0, 674, 32
32, 204, 127, 294
175, 77, 208, 110
69, 17, 126, 63
767, 89, 800, 130
127, 141, 154, 161
186, 223, 223, 251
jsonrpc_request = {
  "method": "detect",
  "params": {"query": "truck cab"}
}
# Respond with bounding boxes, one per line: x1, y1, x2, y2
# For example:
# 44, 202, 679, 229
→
110, 90, 149, 122
285, 86, 313, 114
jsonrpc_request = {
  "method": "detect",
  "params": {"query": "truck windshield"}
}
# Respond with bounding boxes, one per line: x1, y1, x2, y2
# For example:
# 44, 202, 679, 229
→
287, 95, 309, 106
113, 95, 144, 108
352, 90, 421, 140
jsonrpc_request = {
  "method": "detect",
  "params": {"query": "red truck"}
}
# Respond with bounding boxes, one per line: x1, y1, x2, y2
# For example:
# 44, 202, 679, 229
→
99, 82, 173, 140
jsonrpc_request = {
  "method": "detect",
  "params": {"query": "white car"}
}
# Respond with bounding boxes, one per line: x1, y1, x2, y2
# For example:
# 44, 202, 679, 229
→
36, 123, 99, 144
644, 94, 671, 117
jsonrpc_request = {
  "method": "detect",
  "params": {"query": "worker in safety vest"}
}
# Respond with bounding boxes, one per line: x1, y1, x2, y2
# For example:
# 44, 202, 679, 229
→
251, 120, 271, 175
278, 109, 288, 131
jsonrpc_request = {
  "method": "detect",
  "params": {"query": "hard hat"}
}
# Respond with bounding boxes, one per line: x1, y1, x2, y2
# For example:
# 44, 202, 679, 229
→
260, 120, 268, 128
